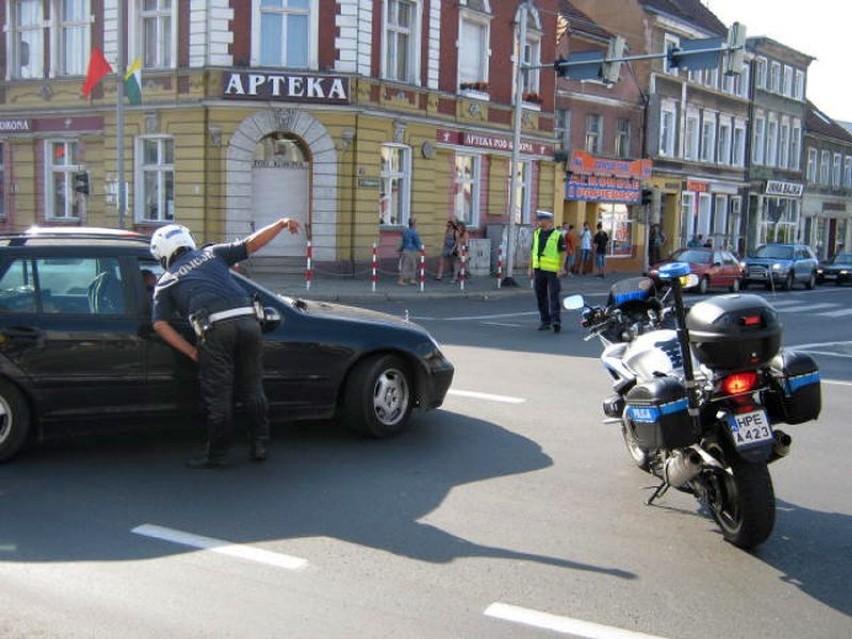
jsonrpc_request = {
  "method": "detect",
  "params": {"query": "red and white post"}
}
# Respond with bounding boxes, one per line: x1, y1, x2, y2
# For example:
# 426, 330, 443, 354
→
371, 243, 378, 293
305, 240, 313, 291
419, 244, 426, 292
459, 244, 467, 291
496, 243, 504, 289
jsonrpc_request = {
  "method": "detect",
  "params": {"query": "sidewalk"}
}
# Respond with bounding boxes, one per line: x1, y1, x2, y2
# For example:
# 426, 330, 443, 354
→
250, 269, 642, 303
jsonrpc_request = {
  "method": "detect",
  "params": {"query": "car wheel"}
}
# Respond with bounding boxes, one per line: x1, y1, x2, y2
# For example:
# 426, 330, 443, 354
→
730, 278, 741, 293
342, 354, 413, 438
699, 276, 710, 295
0, 379, 31, 462
806, 272, 816, 290
783, 272, 794, 291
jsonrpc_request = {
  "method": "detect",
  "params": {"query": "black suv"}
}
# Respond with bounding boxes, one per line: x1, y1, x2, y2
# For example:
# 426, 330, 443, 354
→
741, 243, 818, 291
0, 227, 453, 462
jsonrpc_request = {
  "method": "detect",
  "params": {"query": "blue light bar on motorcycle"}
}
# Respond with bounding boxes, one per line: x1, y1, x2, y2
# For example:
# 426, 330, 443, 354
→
659, 262, 690, 279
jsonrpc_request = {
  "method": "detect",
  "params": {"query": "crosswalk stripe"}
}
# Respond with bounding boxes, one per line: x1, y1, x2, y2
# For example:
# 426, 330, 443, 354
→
821, 308, 852, 318
776, 303, 837, 313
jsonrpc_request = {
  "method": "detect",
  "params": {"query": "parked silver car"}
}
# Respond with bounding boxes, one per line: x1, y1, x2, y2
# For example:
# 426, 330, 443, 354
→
741, 243, 818, 291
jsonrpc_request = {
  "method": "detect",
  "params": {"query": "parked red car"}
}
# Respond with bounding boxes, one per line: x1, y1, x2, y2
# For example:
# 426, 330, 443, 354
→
647, 247, 743, 294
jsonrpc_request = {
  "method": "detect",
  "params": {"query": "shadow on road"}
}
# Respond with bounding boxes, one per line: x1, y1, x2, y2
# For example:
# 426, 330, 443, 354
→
0, 411, 634, 582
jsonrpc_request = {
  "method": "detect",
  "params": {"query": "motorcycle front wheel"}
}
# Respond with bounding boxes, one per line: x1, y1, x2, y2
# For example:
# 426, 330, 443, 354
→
699, 439, 775, 549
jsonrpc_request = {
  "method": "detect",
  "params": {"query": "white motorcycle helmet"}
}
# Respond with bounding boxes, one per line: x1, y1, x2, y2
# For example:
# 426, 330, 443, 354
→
150, 224, 197, 268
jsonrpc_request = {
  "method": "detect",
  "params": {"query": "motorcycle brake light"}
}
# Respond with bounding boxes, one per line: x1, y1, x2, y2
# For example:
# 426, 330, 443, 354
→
740, 315, 761, 327
721, 371, 758, 395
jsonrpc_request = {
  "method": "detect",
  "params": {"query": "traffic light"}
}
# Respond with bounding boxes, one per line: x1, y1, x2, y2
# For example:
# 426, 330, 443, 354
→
667, 36, 723, 71
601, 37, 627, 84
724, 22, 747, 75
73, 171, 89, 195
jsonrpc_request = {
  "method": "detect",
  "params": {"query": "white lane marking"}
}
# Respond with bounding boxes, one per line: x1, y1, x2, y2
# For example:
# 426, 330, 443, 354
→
821, 308, 852, 318
481, 321, 523, 327
448, 389, 526, 404
485, 603, 669, 639
132, 524, 308, 571
789, 341, 852, 358
413, 311, 539, 322
766, 299, 803, 307
775, 303, 837, 313
823, 379, 852, 387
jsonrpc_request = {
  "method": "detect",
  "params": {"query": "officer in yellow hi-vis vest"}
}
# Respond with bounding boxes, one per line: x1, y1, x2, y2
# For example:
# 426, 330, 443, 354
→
528, 210, 567, 333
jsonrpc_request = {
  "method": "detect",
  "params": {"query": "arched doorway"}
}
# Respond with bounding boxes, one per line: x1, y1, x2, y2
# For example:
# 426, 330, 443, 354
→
225, 109, 339, 271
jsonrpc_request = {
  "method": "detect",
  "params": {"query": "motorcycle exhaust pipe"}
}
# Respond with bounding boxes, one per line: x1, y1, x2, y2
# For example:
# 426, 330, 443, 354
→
768, 429, 792, 464
664, 449, 704, 488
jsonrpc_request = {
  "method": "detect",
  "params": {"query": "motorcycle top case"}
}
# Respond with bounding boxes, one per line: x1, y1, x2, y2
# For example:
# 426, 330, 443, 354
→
624, 376, 696, 450
762, 349, 821, 424
685, 294, 781, 370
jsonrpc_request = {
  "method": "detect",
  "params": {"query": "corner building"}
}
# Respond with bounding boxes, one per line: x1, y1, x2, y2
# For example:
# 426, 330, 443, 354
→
0, 1, 560, 276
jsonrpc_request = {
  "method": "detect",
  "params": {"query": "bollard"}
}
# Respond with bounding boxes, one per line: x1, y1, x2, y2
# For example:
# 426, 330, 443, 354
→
496, 243, 503, 289
305, 240, 313, 291
419, 244, 426, 292
371, 243, 378, 293
459, 244, 467, 291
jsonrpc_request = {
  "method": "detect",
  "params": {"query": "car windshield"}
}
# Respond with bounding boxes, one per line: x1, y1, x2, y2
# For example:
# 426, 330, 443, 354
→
829, 253, 852, 263
672, 249, 711, 264
754, 245, 793, 260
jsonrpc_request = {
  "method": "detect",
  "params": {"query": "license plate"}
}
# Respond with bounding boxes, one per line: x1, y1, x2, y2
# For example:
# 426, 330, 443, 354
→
727, 410, 773, 449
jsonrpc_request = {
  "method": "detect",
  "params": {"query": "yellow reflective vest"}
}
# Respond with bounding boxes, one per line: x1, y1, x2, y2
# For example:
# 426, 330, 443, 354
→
531, 228, 563, 272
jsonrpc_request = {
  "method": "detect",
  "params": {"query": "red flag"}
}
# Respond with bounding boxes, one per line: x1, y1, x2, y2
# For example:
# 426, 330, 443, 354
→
81, 47, 113, 98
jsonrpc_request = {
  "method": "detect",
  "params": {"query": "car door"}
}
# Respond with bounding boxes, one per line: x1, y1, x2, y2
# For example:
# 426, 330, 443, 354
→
0, 253, 147, 421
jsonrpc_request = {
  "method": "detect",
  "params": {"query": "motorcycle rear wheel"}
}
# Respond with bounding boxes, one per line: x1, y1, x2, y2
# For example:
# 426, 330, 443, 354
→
621, 421, 651, 471
700, 441, 775, 549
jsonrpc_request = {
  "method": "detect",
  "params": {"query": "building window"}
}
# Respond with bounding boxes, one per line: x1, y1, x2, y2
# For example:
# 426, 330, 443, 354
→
833, 152, 842, 187
819, 150, 830, 185
766, 116, 777, 167
45, 141, 82, 220
700, 113, 716, 163
752, 115, 765, 165
518, 24, 541, 98
131, 0, 176, 69
733, 121, 746, 167
783, 65, 793, 97
379, 144, 411, 226
769, 61, 781, 93
845, 156, 852, 188
794, 69, 805, 100
136, 137, 175, 223
9, 0, 44, 79
458, 8, 490, 89
790, 121, 801, 170
555, 109, 571, 150
383, 0, 420, 84
684, 112, 699, 161
738, 62, 750, 98
718, 120, 732, 165
511, 160, 532, 225
254, 0, 316, 68
778, 120, 790, 169
754, 57, 767, 89
680, 192, 695, 247
659, 102, 676, 157
585, 114, 602, 154
453, 154, 481, 227
614, 118, 631, 158
597, 203, 632, 257
58, 0, 91, 76
806, 148, 817, 182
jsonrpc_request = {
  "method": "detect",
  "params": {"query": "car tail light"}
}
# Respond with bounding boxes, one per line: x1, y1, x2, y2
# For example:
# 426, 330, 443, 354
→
721, 371, 758, 395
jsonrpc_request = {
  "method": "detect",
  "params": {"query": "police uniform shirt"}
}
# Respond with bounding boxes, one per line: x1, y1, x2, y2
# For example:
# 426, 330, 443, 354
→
152, 241, 251, 322
536, 228, 567, 260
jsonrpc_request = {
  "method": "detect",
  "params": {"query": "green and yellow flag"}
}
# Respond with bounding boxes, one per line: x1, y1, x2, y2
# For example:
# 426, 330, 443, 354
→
124, 58, 142, 105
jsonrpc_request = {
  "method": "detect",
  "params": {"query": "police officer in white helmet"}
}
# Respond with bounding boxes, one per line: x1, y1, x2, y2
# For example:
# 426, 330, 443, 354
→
150, 217, 300, 468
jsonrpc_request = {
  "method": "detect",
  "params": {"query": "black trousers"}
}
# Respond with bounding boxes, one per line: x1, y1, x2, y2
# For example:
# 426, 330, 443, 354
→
197, 316, 269, 459
533, 269, 562, 326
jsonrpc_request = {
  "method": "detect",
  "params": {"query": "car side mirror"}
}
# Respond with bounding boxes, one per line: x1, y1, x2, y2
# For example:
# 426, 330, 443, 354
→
260, 307, 281, 333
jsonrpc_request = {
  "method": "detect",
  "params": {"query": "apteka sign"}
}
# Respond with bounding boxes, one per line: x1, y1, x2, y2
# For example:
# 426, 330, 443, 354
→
222, 71, 350, 104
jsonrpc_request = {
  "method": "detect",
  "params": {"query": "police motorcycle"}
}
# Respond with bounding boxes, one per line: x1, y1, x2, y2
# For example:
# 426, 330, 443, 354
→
563, 262, 821, 549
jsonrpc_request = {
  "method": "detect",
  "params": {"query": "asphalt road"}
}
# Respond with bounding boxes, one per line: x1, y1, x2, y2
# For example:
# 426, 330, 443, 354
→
1, 284, 850, 638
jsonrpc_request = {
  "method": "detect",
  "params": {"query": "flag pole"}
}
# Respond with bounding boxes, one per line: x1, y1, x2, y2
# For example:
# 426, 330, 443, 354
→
116, 0, 126, 229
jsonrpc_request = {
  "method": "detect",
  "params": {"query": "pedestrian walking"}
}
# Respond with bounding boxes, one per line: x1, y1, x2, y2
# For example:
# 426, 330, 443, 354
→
149, 217, 301, 469
649, 223, 666, 265
397, 218, 422, 285
435, 220, 457, 281
593, 222, 609, 277
528, 210, 567, 333
579, 221, 593, 274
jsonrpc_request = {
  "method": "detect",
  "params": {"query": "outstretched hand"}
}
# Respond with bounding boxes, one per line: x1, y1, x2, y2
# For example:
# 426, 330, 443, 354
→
280, 217, 301, 234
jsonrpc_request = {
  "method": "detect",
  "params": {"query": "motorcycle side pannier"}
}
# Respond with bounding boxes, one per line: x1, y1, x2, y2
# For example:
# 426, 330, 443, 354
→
763, 349, 821, 424
686, 294, 781, 370
624, 376, 696, 449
